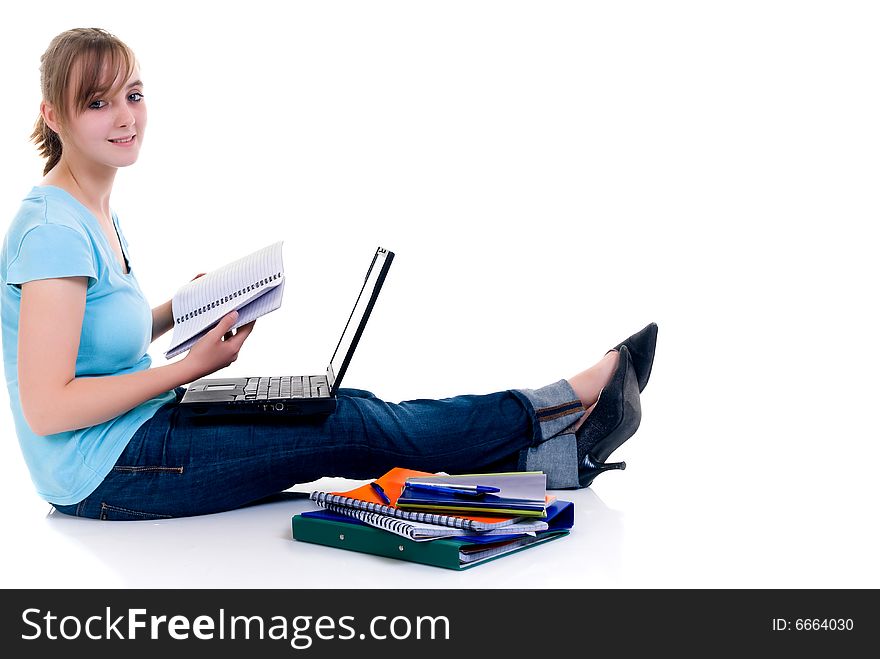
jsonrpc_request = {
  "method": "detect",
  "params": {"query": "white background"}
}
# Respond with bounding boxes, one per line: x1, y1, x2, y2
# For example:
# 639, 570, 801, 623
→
0, 1, 877, 588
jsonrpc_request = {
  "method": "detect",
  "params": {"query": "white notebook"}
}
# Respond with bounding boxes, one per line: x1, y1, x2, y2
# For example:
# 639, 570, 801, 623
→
165, 241, 285, 359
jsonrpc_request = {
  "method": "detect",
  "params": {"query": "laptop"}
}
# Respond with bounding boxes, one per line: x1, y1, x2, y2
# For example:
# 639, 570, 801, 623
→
178, 246, 394, 419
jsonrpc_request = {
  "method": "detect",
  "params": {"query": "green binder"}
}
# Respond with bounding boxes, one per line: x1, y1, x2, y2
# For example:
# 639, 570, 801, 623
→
291, 513, 570, 570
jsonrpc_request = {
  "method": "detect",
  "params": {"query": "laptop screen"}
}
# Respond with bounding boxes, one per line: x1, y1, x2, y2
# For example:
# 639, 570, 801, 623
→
327, 247, 394, 393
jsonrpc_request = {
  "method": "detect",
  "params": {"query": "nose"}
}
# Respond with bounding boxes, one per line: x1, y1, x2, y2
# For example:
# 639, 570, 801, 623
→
115, 103, 136, 129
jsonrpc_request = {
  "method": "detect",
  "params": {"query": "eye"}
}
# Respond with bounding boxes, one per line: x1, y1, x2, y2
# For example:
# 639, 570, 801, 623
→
128, 92, 144, 102
88, 99, 107, 110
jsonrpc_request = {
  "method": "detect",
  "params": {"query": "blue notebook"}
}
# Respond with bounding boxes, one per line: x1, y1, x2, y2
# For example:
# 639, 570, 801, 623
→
300, 500, 574, 541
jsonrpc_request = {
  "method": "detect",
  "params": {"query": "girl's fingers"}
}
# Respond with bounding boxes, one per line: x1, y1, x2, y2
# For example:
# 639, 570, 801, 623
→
227, 320, 255, 348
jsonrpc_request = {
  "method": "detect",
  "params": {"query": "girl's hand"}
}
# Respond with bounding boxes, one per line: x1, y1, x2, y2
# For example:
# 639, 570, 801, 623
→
182, 311, 256, 380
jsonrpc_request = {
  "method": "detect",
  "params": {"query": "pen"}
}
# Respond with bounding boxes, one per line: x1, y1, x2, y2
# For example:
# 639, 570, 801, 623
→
405, 481, 501, 494
370, 481, 391, 505
405, 483, 493, 498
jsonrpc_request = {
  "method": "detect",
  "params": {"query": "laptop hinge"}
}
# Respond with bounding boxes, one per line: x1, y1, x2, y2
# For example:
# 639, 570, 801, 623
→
326, 364, 336, 392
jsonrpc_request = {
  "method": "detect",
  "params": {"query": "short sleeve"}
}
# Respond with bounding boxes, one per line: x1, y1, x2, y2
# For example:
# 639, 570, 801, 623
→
6, 223, 98, 287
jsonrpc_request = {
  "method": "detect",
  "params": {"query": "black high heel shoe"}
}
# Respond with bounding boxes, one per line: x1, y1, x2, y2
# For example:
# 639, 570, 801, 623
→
576, 345, 642, 488
610, 322, 658, 392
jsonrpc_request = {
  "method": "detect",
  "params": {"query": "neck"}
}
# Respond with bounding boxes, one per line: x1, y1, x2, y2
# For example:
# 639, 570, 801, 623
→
43, 156, 117, 221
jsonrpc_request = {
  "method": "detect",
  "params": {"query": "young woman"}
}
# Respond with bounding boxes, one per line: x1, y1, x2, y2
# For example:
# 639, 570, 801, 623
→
1, 28, 657, 520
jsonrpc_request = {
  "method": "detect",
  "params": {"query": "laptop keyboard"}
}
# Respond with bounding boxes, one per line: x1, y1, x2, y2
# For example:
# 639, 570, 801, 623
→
241, 376, 329, 400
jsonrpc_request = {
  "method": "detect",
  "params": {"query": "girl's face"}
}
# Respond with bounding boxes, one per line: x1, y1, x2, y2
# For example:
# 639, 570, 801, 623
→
52, 67, 147, 170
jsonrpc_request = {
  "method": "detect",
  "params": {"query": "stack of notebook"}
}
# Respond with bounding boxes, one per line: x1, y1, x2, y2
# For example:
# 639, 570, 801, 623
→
291, 467, 574, 570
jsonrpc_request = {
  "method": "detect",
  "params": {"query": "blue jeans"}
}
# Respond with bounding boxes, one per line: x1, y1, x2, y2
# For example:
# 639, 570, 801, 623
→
51, 380, 585, 520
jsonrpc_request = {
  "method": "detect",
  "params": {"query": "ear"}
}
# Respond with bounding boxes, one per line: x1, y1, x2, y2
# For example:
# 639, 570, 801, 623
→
40, 101, 62, 135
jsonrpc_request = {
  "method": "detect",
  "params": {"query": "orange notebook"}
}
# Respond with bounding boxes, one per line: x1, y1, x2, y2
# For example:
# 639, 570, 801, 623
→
309, 467, 529, 531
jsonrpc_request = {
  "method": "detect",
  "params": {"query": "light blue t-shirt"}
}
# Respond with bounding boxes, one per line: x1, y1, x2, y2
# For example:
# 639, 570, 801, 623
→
1, 185, 176, 505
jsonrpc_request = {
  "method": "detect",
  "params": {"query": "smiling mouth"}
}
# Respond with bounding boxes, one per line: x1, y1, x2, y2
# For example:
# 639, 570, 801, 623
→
108, 135, 136, 143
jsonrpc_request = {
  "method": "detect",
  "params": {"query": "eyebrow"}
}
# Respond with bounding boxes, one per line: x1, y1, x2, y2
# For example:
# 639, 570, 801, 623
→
127, 80, 144, 89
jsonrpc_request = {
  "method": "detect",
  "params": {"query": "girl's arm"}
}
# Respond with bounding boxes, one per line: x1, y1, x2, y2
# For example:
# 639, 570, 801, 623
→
150, 298, 173, 343
18, 277, 254, 436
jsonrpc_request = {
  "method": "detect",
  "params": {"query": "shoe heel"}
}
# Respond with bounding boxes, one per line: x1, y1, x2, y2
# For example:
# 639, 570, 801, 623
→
578, 457, 626, 488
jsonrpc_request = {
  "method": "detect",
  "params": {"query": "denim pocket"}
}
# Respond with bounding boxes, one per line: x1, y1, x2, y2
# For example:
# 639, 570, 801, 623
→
99, 464, 185, 520
99, 502, 173, 521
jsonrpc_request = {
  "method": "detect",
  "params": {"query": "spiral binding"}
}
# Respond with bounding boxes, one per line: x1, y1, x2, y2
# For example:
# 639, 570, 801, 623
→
321, 503, 426, 539
310, 491, 512, 532
174, 272, 283, 325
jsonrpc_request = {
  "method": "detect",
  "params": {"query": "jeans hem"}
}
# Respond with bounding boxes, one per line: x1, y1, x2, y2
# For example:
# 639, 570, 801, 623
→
510, 379, 584, 489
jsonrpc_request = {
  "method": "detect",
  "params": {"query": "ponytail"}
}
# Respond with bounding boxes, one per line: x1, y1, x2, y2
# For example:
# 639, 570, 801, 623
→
30, 115, 63, 176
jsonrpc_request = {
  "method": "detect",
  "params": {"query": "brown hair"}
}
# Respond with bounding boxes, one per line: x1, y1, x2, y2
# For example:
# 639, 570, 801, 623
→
30, 28, 137, 176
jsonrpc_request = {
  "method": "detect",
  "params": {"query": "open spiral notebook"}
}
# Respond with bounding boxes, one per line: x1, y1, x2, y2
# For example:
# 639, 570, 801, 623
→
165, 241, 285, 359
